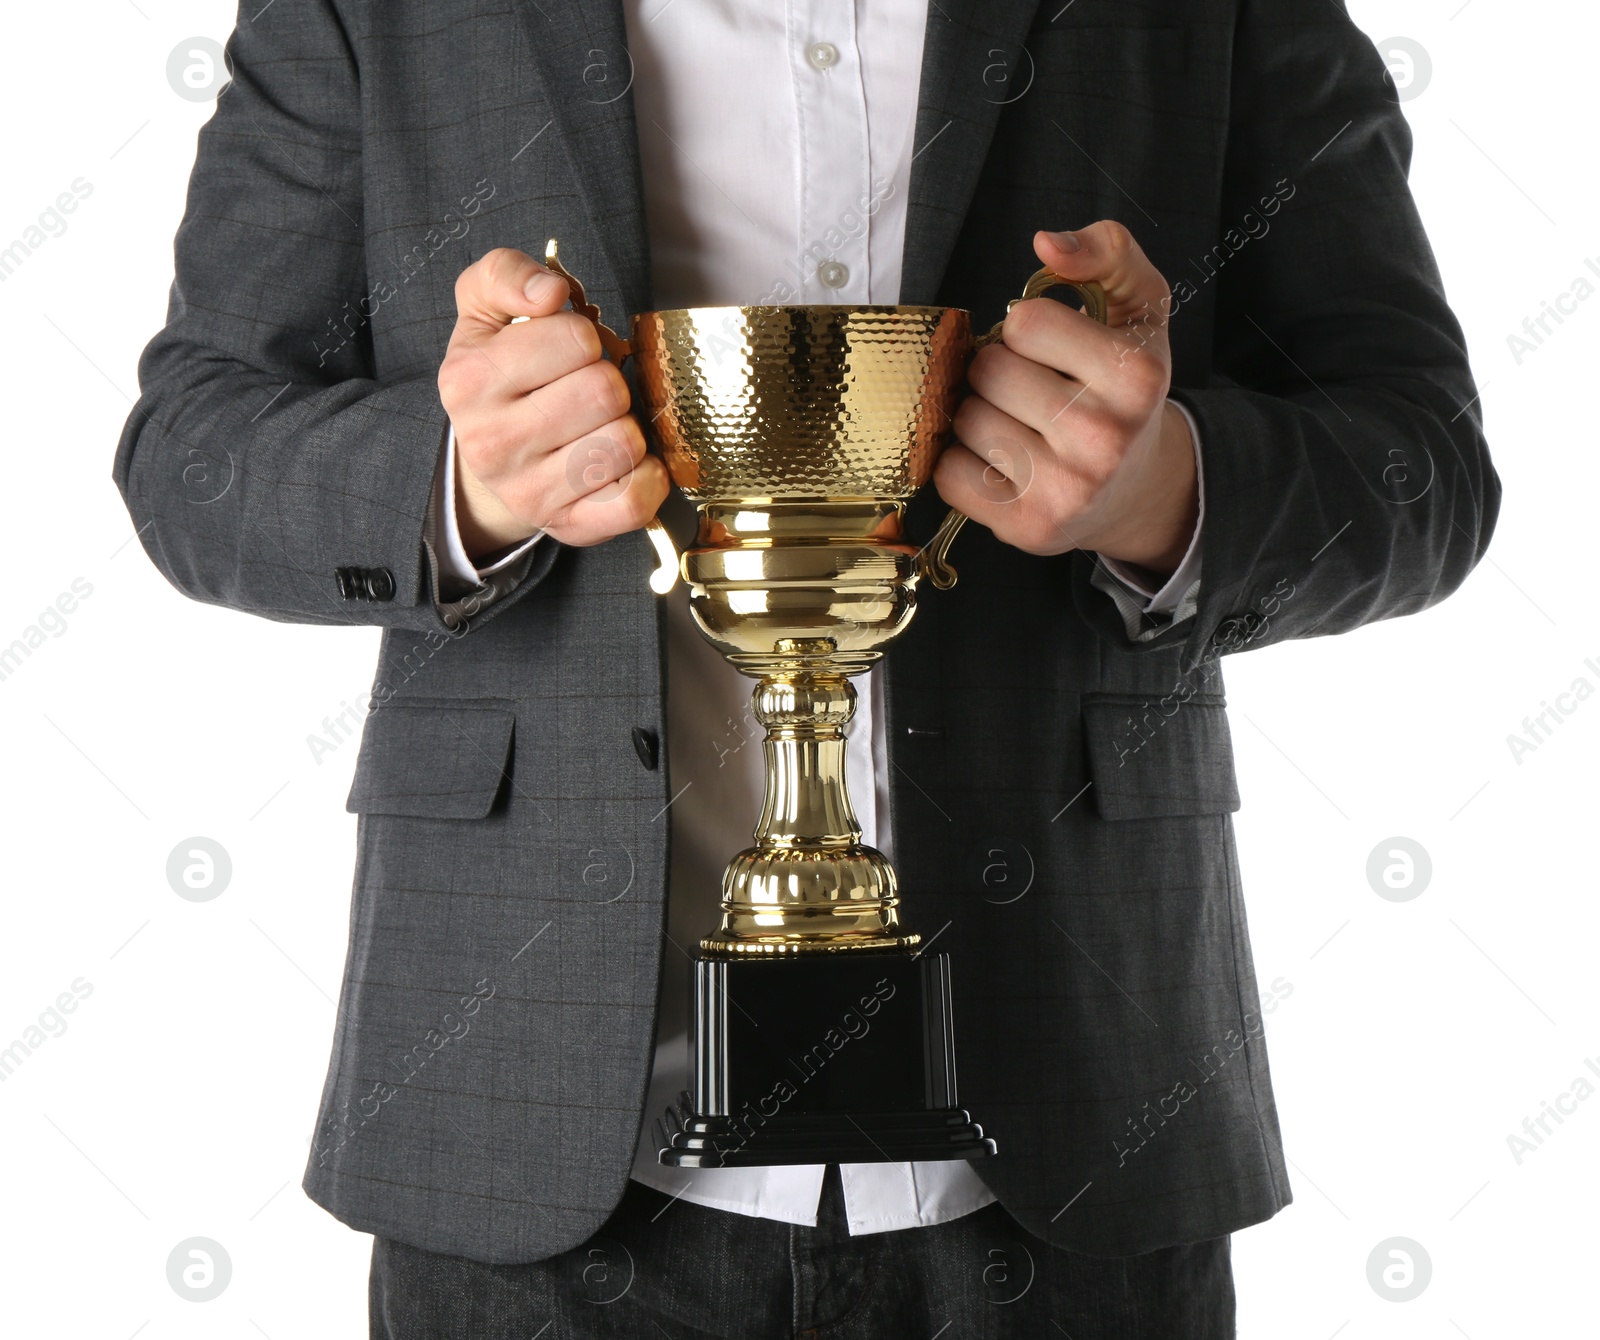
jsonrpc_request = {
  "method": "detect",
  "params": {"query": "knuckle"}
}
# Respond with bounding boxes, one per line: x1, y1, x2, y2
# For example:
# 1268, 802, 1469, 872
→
1098, 219, 1135, 257
437, 354, 484, 408
578, 360, 630, 419
1079, 449, 1123, 494
457, 247, 530, 311
1077, 409, 1120, 458
611, 415, 648, 466
622, 456, 667, 512
1004, 298, 1043, 340
1121, 348, 1169, 402
555, 311, 602, 364
463, 421, 512, 473
931, 448, 959, 494
458, 249, 502, 301
623, 471, 666, 526
967, 344, 1005, 386
483, 246, 526, 284
437, 360, 464, 407
952, 396, 982, 439
543, 500, 581, 537
453, 263, 482, 308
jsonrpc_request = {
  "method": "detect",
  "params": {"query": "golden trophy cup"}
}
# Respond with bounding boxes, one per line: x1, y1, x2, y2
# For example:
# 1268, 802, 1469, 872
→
545, 241, 1106, 1166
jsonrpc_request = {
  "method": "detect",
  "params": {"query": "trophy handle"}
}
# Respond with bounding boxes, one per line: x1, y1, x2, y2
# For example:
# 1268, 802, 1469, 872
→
916, 265, 1110, 591
543, 239, 681, 595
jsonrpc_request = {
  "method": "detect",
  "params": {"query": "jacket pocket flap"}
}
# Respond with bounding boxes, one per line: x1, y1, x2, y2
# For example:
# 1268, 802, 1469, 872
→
1082, 693, 1240, 820
346, 702, 514, 819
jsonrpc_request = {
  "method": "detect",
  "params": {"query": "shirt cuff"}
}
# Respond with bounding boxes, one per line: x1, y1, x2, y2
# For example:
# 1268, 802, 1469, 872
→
1086, 399, 1205, 642
422, 425, 543, 627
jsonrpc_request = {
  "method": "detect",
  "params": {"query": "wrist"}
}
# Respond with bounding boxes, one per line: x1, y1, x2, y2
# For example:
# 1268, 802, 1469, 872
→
455, 447, 538, 562
1093, 400, 1198, 579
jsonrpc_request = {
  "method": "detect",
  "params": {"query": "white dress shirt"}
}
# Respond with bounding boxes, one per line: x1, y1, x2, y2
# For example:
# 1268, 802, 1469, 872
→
432, 0, 1203, 1234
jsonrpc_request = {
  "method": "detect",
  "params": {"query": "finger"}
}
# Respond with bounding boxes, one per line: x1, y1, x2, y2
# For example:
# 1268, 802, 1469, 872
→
933, 443, 1079, 558
994, 289, 1170, 417
965, 343, 1103, 442
522, 359, 632, 454
991, 222, 1172, 392
951, 392, 1047, 493
551, 417, 650, 512
545, 454, 670, 547
1032, 221, 1171, 333
470, 415, 644, 526
470, 359, 632, 481
452, 247, 573, 342
935, 442, 1100, 556
451, 310, 602, 405
935, 442, 1020, 514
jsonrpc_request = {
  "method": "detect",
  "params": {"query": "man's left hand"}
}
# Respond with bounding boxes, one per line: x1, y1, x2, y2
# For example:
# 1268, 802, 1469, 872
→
935, 222, 1199, 582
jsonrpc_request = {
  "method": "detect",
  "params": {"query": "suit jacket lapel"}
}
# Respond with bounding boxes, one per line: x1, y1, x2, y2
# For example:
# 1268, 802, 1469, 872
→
901, 0, 1044, 304
512, 0, 652, 315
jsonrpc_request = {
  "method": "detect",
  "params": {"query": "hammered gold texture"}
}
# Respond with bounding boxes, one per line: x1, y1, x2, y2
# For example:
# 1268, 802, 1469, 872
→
631, 305, 972, 500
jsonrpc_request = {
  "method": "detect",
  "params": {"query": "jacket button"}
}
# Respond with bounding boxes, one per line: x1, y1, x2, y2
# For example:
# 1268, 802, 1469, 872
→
631, 727, 659, 771
335, 567, 361, 599
364, 567, 397, 601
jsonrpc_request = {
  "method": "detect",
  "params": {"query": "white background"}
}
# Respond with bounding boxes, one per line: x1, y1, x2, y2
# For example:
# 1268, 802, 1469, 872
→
0, 1, 1594, 1336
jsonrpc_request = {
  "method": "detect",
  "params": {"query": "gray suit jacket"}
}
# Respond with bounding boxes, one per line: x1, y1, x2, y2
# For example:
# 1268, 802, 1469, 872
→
114, 0, 1499, 1262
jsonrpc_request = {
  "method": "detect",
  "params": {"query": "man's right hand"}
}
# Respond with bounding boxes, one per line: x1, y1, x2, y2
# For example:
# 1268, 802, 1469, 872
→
438, 248, 669, 560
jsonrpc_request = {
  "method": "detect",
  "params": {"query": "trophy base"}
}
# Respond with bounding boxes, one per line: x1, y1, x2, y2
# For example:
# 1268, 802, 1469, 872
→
656, 950, 996, 1168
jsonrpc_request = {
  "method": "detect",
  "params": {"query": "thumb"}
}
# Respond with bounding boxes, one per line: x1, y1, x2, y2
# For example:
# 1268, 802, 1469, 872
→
1033, 222, 1171, 335
452, 246, 572, 342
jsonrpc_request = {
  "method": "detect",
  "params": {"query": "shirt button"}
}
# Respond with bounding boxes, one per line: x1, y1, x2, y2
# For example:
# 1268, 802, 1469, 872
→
817, 260, 849, 289
807, 41, 840, 71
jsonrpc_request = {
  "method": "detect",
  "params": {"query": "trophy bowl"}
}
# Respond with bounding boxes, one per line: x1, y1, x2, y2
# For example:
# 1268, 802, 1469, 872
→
634, 304, 971, 668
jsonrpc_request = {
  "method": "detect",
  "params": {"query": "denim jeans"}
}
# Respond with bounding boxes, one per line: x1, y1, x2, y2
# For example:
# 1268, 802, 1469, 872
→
370, 1166, 1235, 1339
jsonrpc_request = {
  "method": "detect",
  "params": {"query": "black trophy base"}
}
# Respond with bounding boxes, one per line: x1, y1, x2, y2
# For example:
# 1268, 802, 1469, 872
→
657, 949, 996, 1168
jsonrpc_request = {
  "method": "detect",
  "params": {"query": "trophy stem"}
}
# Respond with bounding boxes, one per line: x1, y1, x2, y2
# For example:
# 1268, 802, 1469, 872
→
701, 656, 917, 957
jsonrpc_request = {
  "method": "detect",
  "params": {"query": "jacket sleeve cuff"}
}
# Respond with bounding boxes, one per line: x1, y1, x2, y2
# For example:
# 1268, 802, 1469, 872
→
422, 424, 544, 628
